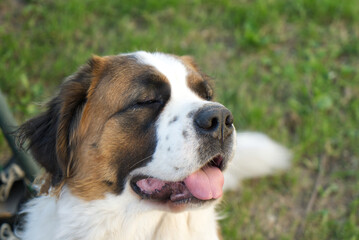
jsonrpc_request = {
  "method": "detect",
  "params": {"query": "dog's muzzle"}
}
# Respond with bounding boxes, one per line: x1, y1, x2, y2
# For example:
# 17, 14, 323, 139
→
130, 104, 235, 208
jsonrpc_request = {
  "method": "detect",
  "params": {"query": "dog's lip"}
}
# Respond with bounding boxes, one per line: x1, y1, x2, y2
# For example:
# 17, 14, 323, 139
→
207, 154, 224, 170
130, 154, 224, 205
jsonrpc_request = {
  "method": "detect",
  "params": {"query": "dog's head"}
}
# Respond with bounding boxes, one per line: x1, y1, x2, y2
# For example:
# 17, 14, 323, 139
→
18, 52, 236, 211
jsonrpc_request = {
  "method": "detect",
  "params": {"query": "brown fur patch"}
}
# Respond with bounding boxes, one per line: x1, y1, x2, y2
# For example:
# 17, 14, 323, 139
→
33, 173, 51, 195
186, 69, 214, 101
61, 55, 170, 200
217, 228, 223, 240
180, 55, 214, 101
180, 55, 200, 71
77, 55, 108, 156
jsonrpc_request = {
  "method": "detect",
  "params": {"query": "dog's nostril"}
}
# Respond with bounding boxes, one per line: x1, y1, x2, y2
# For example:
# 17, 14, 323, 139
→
195, 114, 219, 130
210, 117, 219, 130
225, 114, 233, 127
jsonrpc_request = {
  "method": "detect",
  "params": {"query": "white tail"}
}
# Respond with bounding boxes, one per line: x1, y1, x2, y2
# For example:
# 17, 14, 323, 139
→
223, 132, 292, 191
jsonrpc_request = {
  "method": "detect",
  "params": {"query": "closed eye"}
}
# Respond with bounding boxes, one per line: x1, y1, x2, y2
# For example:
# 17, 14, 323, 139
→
135, 99, 163, 107
110, 98, 164, 120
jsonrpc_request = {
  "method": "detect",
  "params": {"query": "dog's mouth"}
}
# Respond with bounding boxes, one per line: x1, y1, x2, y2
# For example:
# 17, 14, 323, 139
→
130, 155, 225, 206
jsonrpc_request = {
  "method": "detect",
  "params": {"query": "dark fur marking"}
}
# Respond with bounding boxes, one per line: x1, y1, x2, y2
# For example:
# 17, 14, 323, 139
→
16, 63, 93, 186
182, 130, 188, 138
168, 116, 178, 125
103, 180, 114, 186
186, 71, 214, 101
187, 111, 195, 118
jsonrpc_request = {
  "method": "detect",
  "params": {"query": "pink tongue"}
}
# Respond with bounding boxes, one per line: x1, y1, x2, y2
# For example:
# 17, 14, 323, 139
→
184, 167, 224, 200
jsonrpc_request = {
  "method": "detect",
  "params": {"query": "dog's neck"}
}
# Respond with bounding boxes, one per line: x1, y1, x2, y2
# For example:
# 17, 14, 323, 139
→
20, 186, 221, 240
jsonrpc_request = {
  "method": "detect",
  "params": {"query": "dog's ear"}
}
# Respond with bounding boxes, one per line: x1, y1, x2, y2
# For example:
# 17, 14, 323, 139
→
17, 55, 107, 186
180, 55, 214, 100
180, 55, 211, 81
180, 56, 200, 71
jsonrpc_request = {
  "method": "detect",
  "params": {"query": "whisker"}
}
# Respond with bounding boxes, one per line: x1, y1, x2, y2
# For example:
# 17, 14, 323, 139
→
129, 154, 154, 169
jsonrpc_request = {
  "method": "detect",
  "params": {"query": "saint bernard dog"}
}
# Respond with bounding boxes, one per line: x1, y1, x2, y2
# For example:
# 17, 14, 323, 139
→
17, 51, 291, 240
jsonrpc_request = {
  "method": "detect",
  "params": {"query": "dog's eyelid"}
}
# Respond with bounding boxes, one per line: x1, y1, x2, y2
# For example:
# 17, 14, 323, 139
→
135, 97, 163, 106
137, 99, 160, 105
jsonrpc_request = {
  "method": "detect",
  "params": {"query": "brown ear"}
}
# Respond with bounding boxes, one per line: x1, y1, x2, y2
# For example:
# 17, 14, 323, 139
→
180, 55, 212, 82
181, 55, 214, 100
17, 56, 107, 186
180, 55, 200, 71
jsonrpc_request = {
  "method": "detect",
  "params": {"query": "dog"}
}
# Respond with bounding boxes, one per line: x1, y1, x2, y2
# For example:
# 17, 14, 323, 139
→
17, 51, 291, 240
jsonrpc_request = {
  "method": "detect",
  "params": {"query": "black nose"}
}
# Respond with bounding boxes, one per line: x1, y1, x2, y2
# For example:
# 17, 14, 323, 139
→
194, 105, 234, 141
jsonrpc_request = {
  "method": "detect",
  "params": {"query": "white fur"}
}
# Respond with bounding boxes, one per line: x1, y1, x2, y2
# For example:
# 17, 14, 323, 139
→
18, 52, 291, 240
19, 186, 220, 240
223, 132, 292, 191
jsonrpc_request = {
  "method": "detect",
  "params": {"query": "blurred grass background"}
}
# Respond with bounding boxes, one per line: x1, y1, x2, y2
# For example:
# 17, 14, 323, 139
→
0, 0, 358, 239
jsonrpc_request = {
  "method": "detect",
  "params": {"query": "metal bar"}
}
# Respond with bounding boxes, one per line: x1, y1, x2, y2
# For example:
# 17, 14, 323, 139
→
0, 90, 40, 181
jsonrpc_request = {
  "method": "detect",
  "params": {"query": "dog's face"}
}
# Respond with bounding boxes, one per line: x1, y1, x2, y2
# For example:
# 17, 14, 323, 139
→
19, 52, 235, 211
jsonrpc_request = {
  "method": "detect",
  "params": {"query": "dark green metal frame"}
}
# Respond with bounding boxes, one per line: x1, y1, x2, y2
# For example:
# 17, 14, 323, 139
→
0, 90, 40, 181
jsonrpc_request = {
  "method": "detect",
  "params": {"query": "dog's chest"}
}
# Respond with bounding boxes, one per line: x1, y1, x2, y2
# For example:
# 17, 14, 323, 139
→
20, 189, 220, 240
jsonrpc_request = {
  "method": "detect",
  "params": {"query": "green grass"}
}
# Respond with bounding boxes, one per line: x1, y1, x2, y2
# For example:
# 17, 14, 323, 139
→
1, 0, 358, 239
